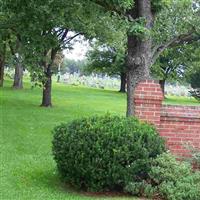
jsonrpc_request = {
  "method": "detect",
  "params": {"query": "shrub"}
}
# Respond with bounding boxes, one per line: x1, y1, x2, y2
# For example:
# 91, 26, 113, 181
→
125, 180, 156, 198
52, 114, 165, 192
126, 153, 200, 199
150, 153, 200, 200
185, 144, 200, 170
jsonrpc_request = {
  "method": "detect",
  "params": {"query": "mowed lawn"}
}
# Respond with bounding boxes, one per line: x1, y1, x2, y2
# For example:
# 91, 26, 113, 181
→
0, 79, 199, 200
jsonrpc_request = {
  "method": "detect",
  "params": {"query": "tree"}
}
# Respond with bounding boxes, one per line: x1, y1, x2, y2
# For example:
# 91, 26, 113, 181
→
8, 35, 24, 89
0, 31, 6, 87
186, 47, 200, 101
0, 3, 25, 89
151, 40, 200, 95
188, 66, 200, 101
61, 58, 87, 75
86, 43, 127, 92
1, 0, 199, 112
91, 0, 200, 116
1, 0, 125, 107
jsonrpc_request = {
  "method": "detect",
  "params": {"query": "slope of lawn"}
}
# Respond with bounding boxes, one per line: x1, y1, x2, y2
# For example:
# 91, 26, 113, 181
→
0, 79, 199, 200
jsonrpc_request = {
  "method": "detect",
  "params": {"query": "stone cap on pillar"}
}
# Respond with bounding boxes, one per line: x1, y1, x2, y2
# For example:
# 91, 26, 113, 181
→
134, 80, 164, 103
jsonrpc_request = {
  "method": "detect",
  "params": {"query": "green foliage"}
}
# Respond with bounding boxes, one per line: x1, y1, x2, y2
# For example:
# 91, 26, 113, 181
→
151, 0, 172, 13
185, 145, 200, 169
153, 0, 199, 47
150, 153, 192, 183
86, 43, 126, 76
126, 152, 200, 199
187, 64, 200, 100
61, 58, 87, 75
125, 181, 156, 198
150, 153, 200, 200
187, 65, 200, 89
52, 114, 165, 192
151, 41, 200, 83
128, 18, 150, 38
1, 0, 127, 84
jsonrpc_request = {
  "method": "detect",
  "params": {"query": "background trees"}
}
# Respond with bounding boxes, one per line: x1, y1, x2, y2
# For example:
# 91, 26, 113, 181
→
1, 0, 127, 106
86, 43, 127, 92
151, 40, 200, 95
0, 0, 199, 113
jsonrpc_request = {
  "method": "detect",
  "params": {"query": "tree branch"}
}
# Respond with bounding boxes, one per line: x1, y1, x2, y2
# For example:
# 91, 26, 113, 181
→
152, 32, 200, 65
60, 29, 69, 42
65, 33, 81, 44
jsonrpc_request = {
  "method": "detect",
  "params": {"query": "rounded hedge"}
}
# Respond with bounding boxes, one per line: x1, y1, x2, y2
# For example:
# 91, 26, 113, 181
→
52, 115, 166, 192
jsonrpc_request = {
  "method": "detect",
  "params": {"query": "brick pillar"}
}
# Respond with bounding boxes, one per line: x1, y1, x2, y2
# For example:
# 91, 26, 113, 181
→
134, 80, 164, 127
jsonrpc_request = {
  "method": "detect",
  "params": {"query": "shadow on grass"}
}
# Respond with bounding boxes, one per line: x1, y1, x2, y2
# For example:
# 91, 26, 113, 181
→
27, 167, 140, 200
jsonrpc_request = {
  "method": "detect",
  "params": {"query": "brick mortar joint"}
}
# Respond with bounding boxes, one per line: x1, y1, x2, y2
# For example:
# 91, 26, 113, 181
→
162, 104, 200, 110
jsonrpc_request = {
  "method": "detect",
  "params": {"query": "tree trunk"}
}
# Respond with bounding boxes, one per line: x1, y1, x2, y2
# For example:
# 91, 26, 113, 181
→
119, 72, 126, 92
9, 37, 23, 89
0, 56, 5, 87
13, 61, 23, 89
57, 63, 61, 83
126, 0, 153, 116
41, 65, 52, 107
40, 48, 58, 107
0, 44, 6, 87
159, 79, 165, 95
57, 75, 60, 83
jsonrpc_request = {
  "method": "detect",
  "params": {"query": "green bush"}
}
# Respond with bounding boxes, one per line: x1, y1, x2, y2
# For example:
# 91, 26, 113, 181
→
150, 153, 200, 200
126, 153, 200, 200
52, 115, 165, 192
125, 180, 156, 198
185, 144, 200, 170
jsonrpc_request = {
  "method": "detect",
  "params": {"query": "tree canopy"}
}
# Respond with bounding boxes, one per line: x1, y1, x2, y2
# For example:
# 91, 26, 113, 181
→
0, 0, 199, 112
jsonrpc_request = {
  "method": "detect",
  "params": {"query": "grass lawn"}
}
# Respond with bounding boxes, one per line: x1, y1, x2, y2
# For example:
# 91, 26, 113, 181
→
0, 79, 199, 200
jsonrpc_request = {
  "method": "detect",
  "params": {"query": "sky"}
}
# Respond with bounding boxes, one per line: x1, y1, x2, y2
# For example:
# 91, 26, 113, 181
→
63, 39, 90, 61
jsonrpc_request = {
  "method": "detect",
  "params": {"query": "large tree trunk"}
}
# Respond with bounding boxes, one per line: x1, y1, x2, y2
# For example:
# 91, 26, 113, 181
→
13, 61, 23, 89
126, 0, 153, 116
119, 72, 126, 92
41, 65, 52, 107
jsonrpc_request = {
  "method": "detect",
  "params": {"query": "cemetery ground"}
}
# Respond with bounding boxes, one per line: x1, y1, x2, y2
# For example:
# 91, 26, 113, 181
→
0, 79, 199, 200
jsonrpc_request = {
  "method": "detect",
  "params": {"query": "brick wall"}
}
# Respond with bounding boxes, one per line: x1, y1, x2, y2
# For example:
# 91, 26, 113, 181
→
134, 80, 200, 158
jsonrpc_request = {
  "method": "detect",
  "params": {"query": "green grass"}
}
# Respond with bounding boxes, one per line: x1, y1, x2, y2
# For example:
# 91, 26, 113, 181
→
164, 95, 199, 106
0, 79, 199, 200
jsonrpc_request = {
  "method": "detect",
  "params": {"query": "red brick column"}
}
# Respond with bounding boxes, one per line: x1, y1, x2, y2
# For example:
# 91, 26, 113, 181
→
134, 80, 200, 160
134, 80, 163, 127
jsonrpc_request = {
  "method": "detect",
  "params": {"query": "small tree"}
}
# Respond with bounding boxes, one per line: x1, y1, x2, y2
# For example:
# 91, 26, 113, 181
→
151, 41, 200, 95
86, 43, 127, 92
